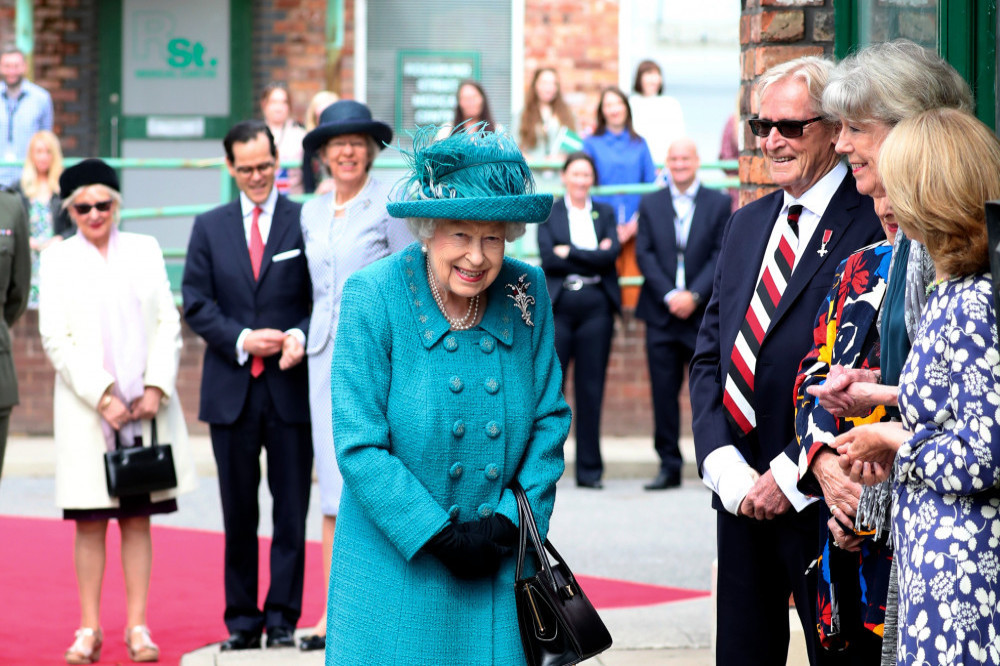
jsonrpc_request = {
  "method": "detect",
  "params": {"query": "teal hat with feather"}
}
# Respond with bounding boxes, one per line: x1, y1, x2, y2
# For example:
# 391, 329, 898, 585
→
387, 124, 553, 223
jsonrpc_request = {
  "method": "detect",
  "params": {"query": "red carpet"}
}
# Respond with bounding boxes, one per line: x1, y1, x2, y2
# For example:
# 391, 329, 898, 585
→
0, 515, 706, 664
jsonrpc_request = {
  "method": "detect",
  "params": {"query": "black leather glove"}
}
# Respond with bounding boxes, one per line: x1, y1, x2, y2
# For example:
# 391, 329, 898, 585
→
454, 514, 518, 548
424, 523, 512, 580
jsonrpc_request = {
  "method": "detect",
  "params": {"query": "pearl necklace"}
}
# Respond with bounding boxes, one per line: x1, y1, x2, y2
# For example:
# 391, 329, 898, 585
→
426, 257, 480, 330
332, 176, 370, 212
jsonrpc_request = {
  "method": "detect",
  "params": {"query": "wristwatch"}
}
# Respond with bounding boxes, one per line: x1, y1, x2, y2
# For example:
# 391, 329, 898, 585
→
98, 391, 113, 411
690, 292, 702, 306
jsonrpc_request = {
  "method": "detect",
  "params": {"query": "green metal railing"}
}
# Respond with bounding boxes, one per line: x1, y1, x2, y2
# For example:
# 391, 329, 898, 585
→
4, 156, 739, 295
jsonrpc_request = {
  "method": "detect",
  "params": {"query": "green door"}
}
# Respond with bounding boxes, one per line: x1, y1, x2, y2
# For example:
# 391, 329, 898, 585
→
98, 0, 252, 249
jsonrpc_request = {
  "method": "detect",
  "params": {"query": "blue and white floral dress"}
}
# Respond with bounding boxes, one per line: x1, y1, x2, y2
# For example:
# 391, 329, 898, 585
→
894, 273, 1000, 665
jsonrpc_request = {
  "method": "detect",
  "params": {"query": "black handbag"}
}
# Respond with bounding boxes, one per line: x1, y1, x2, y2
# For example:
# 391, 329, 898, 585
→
512, 481, 612, 666
104, 417, 177, 498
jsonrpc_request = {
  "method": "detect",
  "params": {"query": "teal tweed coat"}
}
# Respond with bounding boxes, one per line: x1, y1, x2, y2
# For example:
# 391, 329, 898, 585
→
326, 242, 571, 666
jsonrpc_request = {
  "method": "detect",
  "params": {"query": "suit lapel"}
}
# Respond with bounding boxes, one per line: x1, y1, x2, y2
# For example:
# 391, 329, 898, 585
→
770, 173, 859, 332
224, 201, 257, 289
684, 188, 710, 262
551, 201, 571, 244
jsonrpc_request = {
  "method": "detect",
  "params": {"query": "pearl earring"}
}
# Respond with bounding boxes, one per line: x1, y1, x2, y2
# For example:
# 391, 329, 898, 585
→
421, 244, 428, 254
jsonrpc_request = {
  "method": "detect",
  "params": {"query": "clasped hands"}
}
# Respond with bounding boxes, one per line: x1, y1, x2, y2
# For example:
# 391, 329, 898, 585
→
98, 386, 164, 432
805, 365, 892, 418
243, 328, 304, 370
552, 237, 613, 259
424, 514, 518, 580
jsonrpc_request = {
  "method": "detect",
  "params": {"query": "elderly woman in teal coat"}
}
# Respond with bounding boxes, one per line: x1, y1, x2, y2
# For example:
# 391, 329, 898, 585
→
326, 125, 571, 665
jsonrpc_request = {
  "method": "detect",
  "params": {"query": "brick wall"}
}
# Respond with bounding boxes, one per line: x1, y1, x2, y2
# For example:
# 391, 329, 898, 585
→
737, 0, 833, 206
524, 0, 620, 134
33, 0, 99, 156
252, 0, 347, 125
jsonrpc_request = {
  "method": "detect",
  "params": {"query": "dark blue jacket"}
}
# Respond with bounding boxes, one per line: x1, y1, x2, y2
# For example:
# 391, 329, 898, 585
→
181, 194, 311, 425
689, 171, 882, 512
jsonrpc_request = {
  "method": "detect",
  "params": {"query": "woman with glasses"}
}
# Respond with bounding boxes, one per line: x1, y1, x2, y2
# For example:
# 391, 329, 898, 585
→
296, 100, 413, 651
39, 159, 197, 664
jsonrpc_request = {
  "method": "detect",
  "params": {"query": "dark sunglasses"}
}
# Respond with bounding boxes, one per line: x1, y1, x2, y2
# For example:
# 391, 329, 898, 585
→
748, 116, 824, 139
72, 199, 114, 215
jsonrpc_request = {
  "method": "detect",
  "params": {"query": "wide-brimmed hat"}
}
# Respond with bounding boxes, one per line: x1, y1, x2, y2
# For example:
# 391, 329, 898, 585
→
302, 100, 393, 153
386, 124, 553, 223
60, 158, 120, 197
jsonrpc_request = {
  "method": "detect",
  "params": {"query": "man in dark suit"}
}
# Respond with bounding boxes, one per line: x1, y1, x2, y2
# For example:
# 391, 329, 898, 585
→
0, 189, 29, 485
635, 138, 731, 490
182, 120, 313, 651
689, 57, 883, 666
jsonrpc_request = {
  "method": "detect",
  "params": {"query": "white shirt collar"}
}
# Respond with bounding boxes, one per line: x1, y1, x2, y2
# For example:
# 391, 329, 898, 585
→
239, 186, 278, 218
563, 195, 592, 214
670, 178, 700, 200
782, 162, 847, 219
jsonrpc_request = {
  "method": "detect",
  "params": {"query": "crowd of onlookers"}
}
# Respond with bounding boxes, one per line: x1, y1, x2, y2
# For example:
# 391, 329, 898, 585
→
4, 38, 1000, 666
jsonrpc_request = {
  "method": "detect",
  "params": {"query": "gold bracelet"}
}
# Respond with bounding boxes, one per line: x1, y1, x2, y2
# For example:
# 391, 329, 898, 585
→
99, 392, 113, 410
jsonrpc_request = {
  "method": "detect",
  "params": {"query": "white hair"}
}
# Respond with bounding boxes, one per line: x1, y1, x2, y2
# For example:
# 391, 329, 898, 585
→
405, 217, 527, 242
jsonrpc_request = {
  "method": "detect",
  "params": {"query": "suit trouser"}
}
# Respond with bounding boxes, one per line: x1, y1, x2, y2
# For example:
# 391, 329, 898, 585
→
210, 376, 313, 634
715, 505, 874, 666
553, 285, 614, 483
645, 327, 692, 477
0, 406, 9, 487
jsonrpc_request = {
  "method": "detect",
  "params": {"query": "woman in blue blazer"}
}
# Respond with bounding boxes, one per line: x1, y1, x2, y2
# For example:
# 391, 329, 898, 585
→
325, 126, 571, 666
537, 152, 621, 488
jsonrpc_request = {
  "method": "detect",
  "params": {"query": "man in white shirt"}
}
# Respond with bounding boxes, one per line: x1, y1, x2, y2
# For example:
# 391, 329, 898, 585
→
635, 139, 731, 490
689, 58, 882, 665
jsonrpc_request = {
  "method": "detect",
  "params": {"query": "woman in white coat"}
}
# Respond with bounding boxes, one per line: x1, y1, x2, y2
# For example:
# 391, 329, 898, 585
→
39, 159, 196, 664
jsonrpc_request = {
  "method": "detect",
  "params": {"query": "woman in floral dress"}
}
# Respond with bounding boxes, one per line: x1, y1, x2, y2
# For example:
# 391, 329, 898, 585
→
837, 108, 1000, 665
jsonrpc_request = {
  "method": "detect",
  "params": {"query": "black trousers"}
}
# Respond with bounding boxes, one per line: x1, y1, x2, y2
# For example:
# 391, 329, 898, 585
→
645, 327, 692, 477
715, 505, 880, 666
553, 286, 614, 484
210, 376, 313, 634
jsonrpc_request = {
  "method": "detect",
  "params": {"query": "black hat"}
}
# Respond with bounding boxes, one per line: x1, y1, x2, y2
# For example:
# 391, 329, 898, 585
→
302, 100, 393, 153
60, 158, 120, 198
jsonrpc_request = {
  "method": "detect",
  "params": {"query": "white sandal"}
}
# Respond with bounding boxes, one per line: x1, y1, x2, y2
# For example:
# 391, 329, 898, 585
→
65, 627, 103, 665
125, 625, 160, 663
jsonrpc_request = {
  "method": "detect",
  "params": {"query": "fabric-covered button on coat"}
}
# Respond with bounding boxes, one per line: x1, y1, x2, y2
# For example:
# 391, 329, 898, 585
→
327, 242, 571, 665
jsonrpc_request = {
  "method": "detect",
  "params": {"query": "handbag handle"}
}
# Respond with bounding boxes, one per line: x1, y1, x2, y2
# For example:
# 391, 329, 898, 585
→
512, 481, 557, 591
113, 416, 159, 450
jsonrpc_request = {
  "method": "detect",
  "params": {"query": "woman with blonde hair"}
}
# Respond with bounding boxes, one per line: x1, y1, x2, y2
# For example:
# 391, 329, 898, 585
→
837, 108, 1000, 665
302, 90, 339, 194
15, 130, 72, 307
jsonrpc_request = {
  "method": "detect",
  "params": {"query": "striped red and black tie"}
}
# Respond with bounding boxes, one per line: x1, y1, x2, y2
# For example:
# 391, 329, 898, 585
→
723, 204, 802, 435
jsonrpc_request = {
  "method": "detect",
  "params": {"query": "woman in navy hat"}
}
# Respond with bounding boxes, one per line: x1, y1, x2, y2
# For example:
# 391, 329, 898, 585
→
297, 100, 413, 651
39, 159, 197, 663
324, 125, 571, 665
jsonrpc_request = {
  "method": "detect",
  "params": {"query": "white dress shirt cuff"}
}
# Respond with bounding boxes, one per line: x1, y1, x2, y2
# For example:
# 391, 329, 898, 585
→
770, 454, 818, 512
702, 446, 759, 515
664, 288, 680, 305
285, 328, 306, 347
235, 328, 251, 366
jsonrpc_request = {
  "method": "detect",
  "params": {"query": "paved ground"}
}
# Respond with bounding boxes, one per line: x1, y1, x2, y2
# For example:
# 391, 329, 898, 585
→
0, 433, 809, 665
